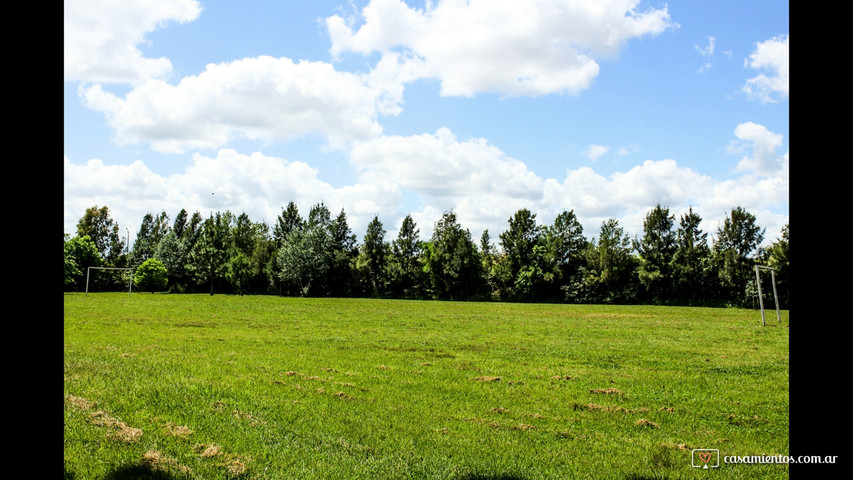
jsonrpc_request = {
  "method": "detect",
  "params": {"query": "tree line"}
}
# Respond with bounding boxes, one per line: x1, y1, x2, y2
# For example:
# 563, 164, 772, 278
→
64, 203, 789, 308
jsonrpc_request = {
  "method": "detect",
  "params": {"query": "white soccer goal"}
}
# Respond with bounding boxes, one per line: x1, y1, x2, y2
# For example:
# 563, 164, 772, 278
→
754, 265, 780, 326
85, 266, 134, 296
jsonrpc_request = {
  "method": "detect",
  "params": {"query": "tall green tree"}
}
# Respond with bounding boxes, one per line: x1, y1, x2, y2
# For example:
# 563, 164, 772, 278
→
131, 211, 170, 267
634, 204, 676, 303
577, 219, 638, 304
763, 223, 789, 309
713, 206, 765, 306
64, 234, 102, 291
64, 234, 81, 287
276, 224, 331, 296
189, 212, 232, 295
357, 216, 389, 297
423, 211, 485, 300
273, 202, 304, 248
154, 229, 189, 292
498, 209, 544, 299
389, 214, 424, 298
541, 210, 587, 300
76, 205, 125, 263
327, 209, 359, 297
672, 207, 712, 304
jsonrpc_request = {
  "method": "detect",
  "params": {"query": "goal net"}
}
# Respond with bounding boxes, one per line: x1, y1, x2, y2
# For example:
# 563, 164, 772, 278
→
86, 266, 134, 296
754, 265, 780, 326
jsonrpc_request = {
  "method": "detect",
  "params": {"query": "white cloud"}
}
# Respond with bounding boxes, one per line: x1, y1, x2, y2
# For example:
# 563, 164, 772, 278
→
64, 0, 202, 84
64, 150, 401, 239
695, 36, 715, 57
65, 121, 788, 249
743, 34, 789, 103
326, 0, 677, 97
79, 56, 398, 153
728, 121, 787, 177
585, 144, 609, 161
348, 127, 546, 233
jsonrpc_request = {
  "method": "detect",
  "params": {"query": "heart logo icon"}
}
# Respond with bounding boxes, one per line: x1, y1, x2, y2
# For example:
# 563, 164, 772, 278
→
699, 452, 712, 464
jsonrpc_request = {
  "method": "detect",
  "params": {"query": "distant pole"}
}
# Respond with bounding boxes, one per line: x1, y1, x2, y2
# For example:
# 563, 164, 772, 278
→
755, 265, 765, 326
126, 227, 131, 295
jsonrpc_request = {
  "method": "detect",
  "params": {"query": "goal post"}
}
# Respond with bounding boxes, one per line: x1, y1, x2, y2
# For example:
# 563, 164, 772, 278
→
86, 266, 134, 296
754, 265, 781, 326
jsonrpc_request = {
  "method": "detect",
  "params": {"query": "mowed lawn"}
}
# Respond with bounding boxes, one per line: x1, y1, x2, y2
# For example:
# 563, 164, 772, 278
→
64, 293, 789, 480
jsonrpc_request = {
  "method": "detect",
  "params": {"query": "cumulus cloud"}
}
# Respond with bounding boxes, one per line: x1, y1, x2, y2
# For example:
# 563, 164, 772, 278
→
65, 121, 788, 249
64, 150, 401, 238
348, 127, 546, 233
79, 56, 398, 153
743, 34, 789, 103
326, 0, 677, 97
728, 121, 788, 177
64, 0, 202, 84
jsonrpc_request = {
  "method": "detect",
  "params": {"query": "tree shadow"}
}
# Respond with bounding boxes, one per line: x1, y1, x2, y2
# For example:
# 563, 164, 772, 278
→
457, 474, 529, 480
624, 474, 672, 480
101, 464, 191, 480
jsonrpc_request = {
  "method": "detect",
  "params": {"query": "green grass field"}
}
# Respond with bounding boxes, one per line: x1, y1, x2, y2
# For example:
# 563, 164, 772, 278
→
64, 293, 789, 479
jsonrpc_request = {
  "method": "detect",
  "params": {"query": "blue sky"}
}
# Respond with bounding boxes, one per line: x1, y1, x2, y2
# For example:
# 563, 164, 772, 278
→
64, 0, 788, 248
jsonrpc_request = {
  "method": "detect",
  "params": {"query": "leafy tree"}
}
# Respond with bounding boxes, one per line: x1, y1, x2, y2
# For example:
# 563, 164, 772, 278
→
273, 202, 304, 248
76, 205, 125, 263
154, 229, 189, 292
713, 206, 765, 306
64, 234, 102, 291
763, 223, 789, 309
357, 216, 389, 296
423, 211, 485, 300
577, 219, 638, 304
307, 202, 332, 229
328, 209, 358, 297
498, 209, 543, 294
64, 234, 81, 287
172, 209, 189, 239
131, 211, 170, 267
541, 210, 587, 300
276, 225, 331, 296
189, 212, 232, 295
134, 258, 168, 293
634, 204, 676, 303
672, 207, 712, 304
225, 251, 252, 296
389, 214, 424, 298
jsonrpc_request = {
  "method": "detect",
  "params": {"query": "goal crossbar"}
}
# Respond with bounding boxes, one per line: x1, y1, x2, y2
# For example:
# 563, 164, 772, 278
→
754, 265, 781, 326
86, 266, 134, 296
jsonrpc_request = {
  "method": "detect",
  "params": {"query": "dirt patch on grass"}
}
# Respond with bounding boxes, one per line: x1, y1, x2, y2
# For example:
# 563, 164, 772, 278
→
334, 391, 356, 401
196, 443, 249, 475
88, 410, 143, 443
142, 449, 192, 475
491, 407, 509, 413
512, 423, 536, 431
65, 394, 94, 410
636, 418, 660, 429
165, 422, 193, 437
590, 388, 623, 395
572, 403, 648, 414
473, 376, 501, 382
551, 375, 573, 381
232, 409, 264, 426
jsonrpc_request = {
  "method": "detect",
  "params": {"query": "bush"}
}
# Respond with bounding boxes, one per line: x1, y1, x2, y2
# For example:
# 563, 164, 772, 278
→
135, 258, 168, 293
